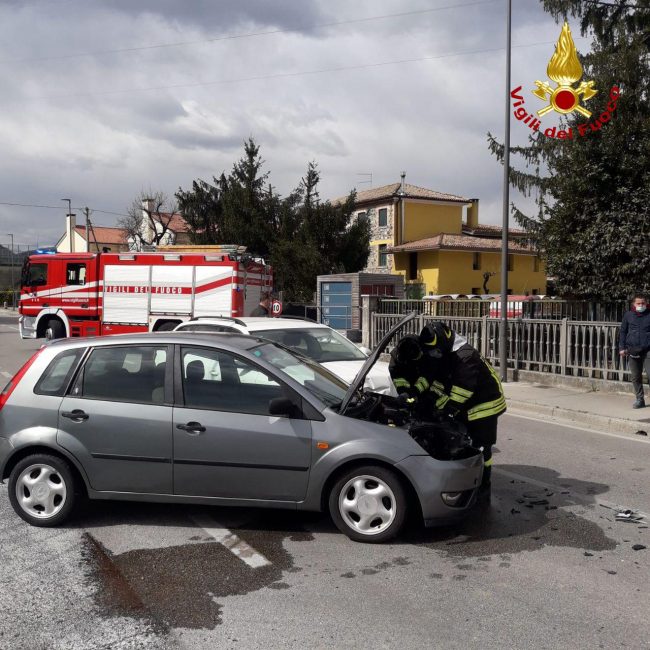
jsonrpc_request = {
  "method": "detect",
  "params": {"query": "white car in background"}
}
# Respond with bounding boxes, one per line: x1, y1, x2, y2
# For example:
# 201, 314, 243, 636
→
173, 317, 396, 395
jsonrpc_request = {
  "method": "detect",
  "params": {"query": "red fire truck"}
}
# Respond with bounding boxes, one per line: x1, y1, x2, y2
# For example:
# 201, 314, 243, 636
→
18, 248, 272, 339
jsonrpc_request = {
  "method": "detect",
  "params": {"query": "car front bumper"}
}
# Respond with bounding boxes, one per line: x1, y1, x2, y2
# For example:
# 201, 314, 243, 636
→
19, 315, 37, 339
395, 453, 483, 525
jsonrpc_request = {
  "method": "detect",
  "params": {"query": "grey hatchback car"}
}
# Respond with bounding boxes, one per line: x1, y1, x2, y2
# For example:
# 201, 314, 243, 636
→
0, 320, 483, 542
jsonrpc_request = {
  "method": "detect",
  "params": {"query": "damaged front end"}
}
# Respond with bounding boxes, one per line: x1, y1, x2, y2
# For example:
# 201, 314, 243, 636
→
339, 312, 481, 462
343, 391, 481, 461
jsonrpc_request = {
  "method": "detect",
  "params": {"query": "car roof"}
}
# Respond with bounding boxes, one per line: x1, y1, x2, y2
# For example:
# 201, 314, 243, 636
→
44, 331, 267, 353
180, 317, 329, 332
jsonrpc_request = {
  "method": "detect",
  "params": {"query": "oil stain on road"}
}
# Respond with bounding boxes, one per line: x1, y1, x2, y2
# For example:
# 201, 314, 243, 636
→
82, 509, 314, 632
408, 464, 618, 558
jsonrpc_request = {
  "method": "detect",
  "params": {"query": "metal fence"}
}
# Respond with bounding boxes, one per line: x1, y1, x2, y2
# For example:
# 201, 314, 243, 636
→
370, 313, 631, 382
376, 298, 629, 322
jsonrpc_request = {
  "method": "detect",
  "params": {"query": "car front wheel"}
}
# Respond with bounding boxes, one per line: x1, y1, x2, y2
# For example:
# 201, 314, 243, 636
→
329, 465, 407, 543
8, 454, 78, 526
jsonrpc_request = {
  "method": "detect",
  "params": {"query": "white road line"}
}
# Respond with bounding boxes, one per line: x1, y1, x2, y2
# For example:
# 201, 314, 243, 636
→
0, 324, 19, 331
505, 411, 650, 444
494, 467, 650, 520
190, 513, 271, 569
0, 371, 11, 379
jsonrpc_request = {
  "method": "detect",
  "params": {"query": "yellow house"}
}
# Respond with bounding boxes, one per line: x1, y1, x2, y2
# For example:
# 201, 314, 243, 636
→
336, 175, 546, 298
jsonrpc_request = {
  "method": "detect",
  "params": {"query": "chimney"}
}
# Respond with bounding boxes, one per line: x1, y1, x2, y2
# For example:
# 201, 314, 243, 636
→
399, 171, 406, 195
66, 213, 77, 253
467, 198, 479, 229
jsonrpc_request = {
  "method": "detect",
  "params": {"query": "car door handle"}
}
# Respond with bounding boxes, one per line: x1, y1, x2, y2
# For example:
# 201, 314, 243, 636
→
176, 421, 206, 434
61, 409, 89, 422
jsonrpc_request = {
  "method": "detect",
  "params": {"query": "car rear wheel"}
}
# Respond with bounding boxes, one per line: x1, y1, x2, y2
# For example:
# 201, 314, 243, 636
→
8, 454, 77, 527
328, 465, 407, 543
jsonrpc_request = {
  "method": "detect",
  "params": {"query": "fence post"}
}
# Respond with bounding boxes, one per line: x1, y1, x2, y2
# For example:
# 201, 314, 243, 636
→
361, 295, 377, 349
481, 315, 488, 357
560, 317, 568, 375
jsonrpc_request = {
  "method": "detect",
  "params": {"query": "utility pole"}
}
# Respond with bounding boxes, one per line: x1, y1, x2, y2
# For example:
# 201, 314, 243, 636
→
499, 0, 512, 381
84, 207, 91, 252
8, 233, 14, 309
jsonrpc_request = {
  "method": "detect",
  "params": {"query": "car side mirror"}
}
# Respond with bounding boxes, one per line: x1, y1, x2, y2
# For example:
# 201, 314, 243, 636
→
269, 397, 301, 418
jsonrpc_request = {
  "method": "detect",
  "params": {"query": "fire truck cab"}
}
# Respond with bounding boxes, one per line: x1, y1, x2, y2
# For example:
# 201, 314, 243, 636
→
18, 250, 272, 339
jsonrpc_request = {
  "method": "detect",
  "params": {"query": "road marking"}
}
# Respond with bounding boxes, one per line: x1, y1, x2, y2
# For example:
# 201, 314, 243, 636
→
0, 371, 11, 379
190, 513, 271, 569
494, 467, 650, 520
505, 411, 650, 445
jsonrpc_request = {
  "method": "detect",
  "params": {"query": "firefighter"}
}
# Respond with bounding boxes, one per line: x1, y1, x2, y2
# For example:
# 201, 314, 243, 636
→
419, 321, 506, 496
388, 334, 430, 402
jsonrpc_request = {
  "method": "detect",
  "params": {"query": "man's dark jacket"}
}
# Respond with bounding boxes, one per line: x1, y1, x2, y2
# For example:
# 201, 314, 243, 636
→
250, 305, 269, 317
619, 310, 650, 352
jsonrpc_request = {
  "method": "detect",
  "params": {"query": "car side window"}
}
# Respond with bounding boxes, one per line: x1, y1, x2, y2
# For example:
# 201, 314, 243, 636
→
72, 345, 168, 405
34, 348, 85, 396
181, 347, 285, 416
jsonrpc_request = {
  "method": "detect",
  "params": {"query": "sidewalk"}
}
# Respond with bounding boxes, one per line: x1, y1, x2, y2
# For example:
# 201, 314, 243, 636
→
504, 381, 650, 436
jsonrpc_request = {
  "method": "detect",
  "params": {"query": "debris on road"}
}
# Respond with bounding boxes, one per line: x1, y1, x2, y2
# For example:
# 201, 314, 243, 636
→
632, 544, 646, 551
615, 509, 645, 523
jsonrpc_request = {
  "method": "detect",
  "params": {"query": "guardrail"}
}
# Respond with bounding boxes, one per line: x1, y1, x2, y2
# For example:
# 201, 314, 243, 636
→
370, 313, 631, 381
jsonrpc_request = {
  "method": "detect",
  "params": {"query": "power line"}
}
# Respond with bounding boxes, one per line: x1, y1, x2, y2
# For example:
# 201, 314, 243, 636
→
15, 36, 589, 102
0, 0, 499, 65
0, 201, 128, 218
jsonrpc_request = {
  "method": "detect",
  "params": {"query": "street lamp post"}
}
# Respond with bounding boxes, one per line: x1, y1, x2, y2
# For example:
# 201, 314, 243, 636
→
8, 233, 14, 309
499, 0, 512, 381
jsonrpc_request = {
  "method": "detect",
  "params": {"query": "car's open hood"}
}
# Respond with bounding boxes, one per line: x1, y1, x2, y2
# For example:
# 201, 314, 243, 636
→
339, 312, 416, 415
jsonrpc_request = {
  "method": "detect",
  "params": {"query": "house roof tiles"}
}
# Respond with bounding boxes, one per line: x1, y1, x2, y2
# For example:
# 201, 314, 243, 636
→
74, 225, 127, 245
333, 182, 471, 206
389, 233, 536, 255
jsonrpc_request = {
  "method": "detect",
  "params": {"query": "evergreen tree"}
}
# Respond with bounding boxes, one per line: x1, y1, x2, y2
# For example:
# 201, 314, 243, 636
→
489, 0, 650, 299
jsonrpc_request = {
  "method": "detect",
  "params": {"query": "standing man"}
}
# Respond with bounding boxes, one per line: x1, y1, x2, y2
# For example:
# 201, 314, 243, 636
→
250, 291, 271, 317
419, 321, 506, 499
619, 293, 650, 408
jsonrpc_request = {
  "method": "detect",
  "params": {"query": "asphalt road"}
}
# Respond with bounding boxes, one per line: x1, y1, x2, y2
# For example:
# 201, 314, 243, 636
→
1, 316, 649, 649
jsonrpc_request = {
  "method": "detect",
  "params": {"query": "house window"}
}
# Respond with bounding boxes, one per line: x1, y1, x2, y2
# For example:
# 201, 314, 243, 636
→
408, 252, 418, 280
378, 208, 388, 228
472, 252, 481, 270
357, 211, 367, 221
507, 255, 514, 272
507, 289, 513, 295
471, 287, 480, 295
378, 244, 388, 268
532, 289, 539, 295
533, 256, 540, 272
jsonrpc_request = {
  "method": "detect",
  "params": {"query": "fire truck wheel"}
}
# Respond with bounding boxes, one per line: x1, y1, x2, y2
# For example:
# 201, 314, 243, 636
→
155, 321, 179, 331
45, 319, 65, 340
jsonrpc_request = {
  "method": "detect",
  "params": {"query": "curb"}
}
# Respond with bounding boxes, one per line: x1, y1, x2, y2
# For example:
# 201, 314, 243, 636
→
506, 398, 650, 436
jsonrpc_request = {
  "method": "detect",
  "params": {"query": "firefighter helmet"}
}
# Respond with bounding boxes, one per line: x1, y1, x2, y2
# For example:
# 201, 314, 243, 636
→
394, 334, 423, 364
419, 321, 454, 356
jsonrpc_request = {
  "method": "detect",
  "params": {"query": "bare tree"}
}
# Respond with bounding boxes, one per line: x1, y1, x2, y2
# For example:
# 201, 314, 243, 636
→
118, 191, 179, 251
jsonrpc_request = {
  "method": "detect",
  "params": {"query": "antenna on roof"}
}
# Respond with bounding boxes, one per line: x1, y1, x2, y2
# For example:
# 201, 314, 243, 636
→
356, 173, 372, 186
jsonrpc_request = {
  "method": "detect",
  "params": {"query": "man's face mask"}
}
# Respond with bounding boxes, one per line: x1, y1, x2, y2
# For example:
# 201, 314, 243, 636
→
635, 302, 647, 313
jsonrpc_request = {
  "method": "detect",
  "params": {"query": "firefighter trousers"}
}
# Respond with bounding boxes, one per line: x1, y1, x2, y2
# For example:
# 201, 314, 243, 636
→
467, 415, 499, 487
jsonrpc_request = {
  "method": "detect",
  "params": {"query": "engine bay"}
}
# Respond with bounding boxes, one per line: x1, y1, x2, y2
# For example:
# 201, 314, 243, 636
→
342, 391, 481, 461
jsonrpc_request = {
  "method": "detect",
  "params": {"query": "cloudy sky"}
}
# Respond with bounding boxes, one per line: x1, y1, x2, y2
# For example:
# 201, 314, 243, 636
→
0, 0, 595, 249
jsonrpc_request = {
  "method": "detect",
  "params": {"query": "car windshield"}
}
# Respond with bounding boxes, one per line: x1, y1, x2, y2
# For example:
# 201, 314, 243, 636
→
250, 342, 348, 407
254, 327, 367, 363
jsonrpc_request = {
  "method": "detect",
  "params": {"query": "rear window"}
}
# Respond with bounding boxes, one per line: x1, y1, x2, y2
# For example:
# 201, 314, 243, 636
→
72, 345, 168, 405
34, 348, 85, 396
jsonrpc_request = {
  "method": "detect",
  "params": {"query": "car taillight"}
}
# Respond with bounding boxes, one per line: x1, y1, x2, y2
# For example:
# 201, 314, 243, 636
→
0, 348, 44, 411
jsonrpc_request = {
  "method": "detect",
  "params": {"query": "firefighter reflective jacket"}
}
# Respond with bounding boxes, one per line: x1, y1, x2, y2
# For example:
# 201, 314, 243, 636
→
440, 343, 506, 421
388, 348, 439, 399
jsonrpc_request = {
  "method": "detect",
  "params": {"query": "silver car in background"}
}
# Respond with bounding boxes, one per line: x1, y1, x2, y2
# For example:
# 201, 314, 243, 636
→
0, 316, 482, 542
